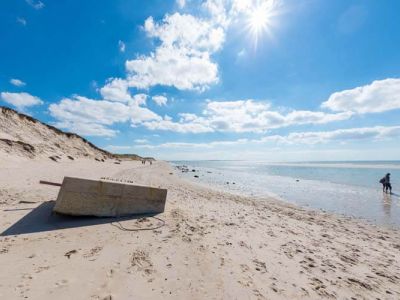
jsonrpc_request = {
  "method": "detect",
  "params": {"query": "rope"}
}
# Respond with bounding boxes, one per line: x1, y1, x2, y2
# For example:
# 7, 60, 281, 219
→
110, 216, 166, 231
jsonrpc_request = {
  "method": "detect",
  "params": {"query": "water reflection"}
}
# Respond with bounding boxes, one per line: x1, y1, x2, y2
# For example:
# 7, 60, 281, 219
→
382, 193, 392, 218
175, 162, 400, 227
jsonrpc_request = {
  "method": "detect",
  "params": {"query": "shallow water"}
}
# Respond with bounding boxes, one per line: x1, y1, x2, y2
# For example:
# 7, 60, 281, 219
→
172, 160, 400, 227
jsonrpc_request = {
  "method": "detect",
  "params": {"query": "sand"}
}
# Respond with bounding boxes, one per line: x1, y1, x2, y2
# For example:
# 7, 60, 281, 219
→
0, 106, 111, 161
1, 159, 400, 299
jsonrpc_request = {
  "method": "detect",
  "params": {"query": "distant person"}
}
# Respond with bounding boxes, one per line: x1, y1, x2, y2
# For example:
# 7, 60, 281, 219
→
384, 173, 392, 194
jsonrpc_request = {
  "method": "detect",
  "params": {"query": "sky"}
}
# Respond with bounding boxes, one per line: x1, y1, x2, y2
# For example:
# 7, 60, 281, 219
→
1, 0, 400, 161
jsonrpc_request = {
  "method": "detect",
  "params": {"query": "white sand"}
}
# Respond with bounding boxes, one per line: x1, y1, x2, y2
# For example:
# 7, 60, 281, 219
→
0, 107, 111, 160
1, 159, 400, 299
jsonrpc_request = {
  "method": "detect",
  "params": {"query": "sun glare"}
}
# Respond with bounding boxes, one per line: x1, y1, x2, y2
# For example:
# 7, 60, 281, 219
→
246, 1, 278, 48
249, 7, 269, 33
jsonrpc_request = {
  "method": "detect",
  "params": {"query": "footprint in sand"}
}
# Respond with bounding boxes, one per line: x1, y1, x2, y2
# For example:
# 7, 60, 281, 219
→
35, 266, 51, 273
55, 279, 69, 288
220, 257, 225, 267
64, 249, 78, 259
21, 273, 33, 280
106, 269, 114, 278
270, 282, 280, 293
252, 288, 266, 299
17, 273, 33, 297
238, 240, 251, 249
84, 246, 103, 260
240, 264, 250, 272
253, 259, 267, 273
129, 249, 154, 275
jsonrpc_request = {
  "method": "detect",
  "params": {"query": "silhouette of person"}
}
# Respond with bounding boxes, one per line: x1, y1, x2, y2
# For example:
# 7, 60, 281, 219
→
384, 173, 392, 194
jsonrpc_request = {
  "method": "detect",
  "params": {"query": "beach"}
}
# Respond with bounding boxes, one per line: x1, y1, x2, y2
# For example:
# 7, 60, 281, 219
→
174, 160, 400, 227
1, 159, 400, 300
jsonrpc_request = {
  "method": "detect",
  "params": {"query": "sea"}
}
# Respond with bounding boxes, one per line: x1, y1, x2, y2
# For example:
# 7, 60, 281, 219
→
171, 160, 400, 227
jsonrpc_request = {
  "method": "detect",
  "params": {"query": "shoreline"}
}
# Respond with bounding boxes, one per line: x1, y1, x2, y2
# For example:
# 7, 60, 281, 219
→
1, 159, 400, 299
171, 160, 400, 170
173, 161, 400, 228
178, 171, 386, 229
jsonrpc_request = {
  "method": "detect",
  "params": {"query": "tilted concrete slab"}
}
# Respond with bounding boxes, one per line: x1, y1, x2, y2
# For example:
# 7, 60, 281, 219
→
53, 177, 167, 217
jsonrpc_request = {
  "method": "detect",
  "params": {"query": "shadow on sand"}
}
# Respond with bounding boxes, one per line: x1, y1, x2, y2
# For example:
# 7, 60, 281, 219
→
1, 201, 156, 236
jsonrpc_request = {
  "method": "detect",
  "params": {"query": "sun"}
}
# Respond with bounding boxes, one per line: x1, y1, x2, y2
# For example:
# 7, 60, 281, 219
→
249, 6, 270, 34
246, 1, 277, 47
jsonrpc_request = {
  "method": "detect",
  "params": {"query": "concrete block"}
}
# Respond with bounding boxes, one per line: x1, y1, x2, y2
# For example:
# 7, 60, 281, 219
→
53, 177, 167, 217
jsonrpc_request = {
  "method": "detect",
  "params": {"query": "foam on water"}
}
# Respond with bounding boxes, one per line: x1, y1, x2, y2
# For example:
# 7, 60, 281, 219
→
172, 160, 400, 227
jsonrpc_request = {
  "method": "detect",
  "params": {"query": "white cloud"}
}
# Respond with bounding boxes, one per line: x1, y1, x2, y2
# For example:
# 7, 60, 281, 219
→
261, 125, 400, 145
10, 79, 26, 87
203, 0, 283, 29
45, 3, 394, 141
48, 94, 352, 137
284, 110, 353, 125
144, 14, 225, 52
125, 13, 224, 91
17, 17, 27, 26
134, 139, 149, 143
137, 125, 400, 149
203, 0, 229, 26
136, 138, 249, 149
152, 95, 168, 106
131, 93, 148, 106
176, 0, 186, 9
118, 40, 126, 53
26, 0, 45, 9
126, 46, 219, 90
54, 121, 118, 137
130, 106, 161, 126
100, 78, 133, 102
98, 1, 282, 95
142, 115, 213, 133
1, 92, 43, 110
49, 96, 131, 126
321, 78, 400, 114
49, 95, 161, 137
203, 100, 279, 132
141, 100, 353, 133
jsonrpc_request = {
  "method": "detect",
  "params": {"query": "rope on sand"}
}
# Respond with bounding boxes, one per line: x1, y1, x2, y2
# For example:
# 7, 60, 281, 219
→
110, 216, 166, 231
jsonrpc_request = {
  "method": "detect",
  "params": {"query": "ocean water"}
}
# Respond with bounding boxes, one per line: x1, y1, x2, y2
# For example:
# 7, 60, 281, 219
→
171, 160, 400, 227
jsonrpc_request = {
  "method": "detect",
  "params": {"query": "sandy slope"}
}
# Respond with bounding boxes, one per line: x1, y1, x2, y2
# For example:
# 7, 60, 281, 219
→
1, 159, 400, 299
0, 107, 111, 161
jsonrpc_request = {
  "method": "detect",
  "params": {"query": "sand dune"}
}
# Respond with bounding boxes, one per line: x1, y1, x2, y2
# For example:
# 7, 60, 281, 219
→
0, 106, 114, 161
1, 159, 399, 299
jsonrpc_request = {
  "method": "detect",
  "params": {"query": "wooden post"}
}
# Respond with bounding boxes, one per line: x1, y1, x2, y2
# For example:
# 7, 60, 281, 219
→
39, 180, 62, 187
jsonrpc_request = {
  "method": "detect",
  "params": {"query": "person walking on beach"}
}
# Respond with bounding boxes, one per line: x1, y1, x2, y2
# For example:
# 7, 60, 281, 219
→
384, 173, 392, 194
380, 176, 386, 192
380, 173, 392, 194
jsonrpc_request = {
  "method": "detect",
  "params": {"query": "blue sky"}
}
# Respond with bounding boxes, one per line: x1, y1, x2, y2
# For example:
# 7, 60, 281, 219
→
1, 0, 400, 161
